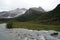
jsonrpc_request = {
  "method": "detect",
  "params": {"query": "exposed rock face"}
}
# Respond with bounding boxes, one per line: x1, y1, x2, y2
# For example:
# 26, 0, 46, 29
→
51, 32, 58, 37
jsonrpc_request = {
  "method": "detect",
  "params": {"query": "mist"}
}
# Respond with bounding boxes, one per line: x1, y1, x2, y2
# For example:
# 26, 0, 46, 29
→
0, 0, 60, 11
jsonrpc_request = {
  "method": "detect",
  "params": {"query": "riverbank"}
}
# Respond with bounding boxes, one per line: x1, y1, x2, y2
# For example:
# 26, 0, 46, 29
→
0, 23, 60, 40
5, 28, 60, 40
0, 22, 60, 31
10, 22, 60, 31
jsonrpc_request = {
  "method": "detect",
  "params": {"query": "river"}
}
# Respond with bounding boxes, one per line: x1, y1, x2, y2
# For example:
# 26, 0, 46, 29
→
0, 23, 60, 40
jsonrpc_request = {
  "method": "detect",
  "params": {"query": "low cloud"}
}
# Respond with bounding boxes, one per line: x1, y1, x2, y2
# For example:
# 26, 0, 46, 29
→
0, 0, 60, 11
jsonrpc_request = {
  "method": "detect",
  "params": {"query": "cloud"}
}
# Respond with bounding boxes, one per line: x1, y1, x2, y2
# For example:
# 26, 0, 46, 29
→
0, 0, 60, 11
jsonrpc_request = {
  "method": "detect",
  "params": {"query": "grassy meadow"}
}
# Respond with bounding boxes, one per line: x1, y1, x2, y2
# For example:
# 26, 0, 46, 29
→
4, 22, 60, 31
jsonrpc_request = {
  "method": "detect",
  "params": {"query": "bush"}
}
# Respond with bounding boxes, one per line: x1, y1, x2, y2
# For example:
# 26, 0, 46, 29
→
6, 22, 13, 29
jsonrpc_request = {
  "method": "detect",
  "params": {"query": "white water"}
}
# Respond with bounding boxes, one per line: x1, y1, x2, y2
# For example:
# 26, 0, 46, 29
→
0, 23, 60, 40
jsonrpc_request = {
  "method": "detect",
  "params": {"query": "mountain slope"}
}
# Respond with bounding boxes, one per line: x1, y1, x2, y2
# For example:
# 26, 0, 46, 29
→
34, 4, 60, 24
0, 4, 60, 25
0, 8, 27, 18
15, 7, 45, 21
15, 4, 60, 25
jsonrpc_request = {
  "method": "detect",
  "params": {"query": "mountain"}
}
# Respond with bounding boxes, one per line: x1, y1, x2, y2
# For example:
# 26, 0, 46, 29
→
0, 4, 60, 25
0, 8, 27, 18
34, 4, 60, 24
15, 4, 60, 24
29, 7, 45, 12
15, 7, 45, 21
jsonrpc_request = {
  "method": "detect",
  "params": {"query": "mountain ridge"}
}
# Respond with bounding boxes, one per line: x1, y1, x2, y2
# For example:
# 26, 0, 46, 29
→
0, 8, 27, 18
0, 4, 60, 25
15, 7, 45, 21
15, 4, 60, 25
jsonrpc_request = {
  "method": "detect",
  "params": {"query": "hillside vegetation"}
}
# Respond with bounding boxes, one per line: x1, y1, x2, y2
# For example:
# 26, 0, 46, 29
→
15, 4, 60, 25
0, 4, 60, 31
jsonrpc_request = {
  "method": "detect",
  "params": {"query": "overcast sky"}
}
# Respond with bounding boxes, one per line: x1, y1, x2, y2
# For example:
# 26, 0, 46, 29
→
0, 0, 60, 11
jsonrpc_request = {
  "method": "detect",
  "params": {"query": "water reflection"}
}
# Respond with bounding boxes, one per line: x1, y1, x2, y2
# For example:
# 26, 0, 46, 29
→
0, 23, 12, 40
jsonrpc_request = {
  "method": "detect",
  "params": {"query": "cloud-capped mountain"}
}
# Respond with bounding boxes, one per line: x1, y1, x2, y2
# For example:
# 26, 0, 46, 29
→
0, 8, 27, 18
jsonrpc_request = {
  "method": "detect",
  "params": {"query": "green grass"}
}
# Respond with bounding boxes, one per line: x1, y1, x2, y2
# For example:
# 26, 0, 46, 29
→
0, 21, 60, 31
10, 22, 60, 31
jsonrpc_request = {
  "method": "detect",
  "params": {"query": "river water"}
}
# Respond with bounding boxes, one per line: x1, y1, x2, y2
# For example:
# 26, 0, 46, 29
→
0, 23, 60, 40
